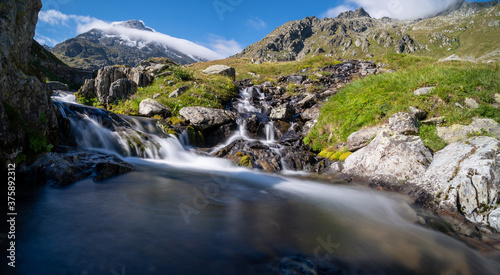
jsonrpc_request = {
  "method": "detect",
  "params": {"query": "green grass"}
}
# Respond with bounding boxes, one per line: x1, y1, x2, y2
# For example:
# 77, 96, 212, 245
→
305, 58, 500, 152
108, 73, 238, 116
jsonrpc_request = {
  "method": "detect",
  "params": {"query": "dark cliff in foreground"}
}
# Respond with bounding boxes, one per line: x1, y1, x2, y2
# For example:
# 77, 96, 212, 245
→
0, 0, 60, 165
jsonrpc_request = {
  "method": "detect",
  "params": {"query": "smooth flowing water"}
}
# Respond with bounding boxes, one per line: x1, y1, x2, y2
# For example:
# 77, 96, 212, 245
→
11, 91, 500, 274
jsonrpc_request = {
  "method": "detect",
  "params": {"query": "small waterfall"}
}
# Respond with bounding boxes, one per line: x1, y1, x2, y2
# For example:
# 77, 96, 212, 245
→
51, 96, 233, 169
265, 121, 275, 142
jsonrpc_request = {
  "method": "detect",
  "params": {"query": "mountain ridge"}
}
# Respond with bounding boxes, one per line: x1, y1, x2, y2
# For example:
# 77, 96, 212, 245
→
50, 20, 213, 70
234, 1, 500, 62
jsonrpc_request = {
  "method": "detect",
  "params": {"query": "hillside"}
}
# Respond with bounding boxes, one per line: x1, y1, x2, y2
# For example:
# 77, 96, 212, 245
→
234, 1, 500, 62
50, 20, 210, 70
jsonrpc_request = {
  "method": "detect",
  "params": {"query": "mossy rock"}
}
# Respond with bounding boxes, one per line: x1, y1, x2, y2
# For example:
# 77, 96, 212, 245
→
238, 155, 253, 168
339, 152, 353, 162
330, 151, 343, 161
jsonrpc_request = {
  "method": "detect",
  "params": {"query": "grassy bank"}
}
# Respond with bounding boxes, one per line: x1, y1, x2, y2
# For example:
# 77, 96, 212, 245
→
305, 57, 500, 152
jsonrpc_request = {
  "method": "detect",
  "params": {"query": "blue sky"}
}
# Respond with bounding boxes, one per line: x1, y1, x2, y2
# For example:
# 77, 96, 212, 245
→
35, 0, 490, 59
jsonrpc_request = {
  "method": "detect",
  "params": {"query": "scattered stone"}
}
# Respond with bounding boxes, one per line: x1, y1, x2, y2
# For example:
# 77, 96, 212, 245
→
495, 93, 500, 104
301, 107, 320, 121
438, 54, 475, 63
270, 104, 295, 121
464, 98, 479, 109
412, 137, 500, 229
47, 81, 69, 91
287, 75, 306, 84
202, 65, 236, 80
296, 94, 317, 109
167, 80, 174, 86
169, 85, 189, 98
455, 102, 465, 109
437, 118, 500, 144
139, 98, 171, 117
153, 93, 161, 99
320, 89, 337, 97
343, 130, 433, 182
179, 107, 235, 131
388, 112, 419, 135
346, 126, 384, 152
421, 117, 446, 125
409, 106, 427, 120
21, 150, 135, 186
413, 87, 435, 96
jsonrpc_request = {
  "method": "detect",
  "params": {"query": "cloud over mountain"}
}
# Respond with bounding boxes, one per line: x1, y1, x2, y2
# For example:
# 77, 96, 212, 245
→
323, 0, 460, 19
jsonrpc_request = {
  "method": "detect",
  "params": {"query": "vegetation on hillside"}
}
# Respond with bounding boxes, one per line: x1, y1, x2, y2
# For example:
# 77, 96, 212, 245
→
304, 55, 500, 152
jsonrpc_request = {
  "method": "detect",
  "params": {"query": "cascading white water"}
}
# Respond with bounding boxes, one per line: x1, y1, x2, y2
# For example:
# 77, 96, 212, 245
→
52, 92, 233, 170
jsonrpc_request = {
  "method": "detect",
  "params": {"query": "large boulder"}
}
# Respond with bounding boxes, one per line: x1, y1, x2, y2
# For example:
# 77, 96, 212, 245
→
21, 150, 135, 186
411, 137, 500, 229
437, 118, 500, 144
343, 130, 433, 182
202, 65, 236, 80
179, 107, 235, 131
346, 126, 384, 152
106, 78, 138, 104
139, 98, 171, 117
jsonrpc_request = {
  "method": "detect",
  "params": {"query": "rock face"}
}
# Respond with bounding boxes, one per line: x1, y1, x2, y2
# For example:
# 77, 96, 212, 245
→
21, 150, 135, 186
139, 98, 171, 117
179, 107, 235, 130
343, 130, 433, 182
107, 79, 138, 104
411, 137, 500, 229
0, 0, 60, 164
437, 118, 500, 144
77, 62, 160, 105
202, 65, 236, 80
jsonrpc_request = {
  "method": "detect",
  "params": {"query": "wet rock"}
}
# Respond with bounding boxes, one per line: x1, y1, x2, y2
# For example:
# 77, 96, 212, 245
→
202, 65, 236, 80
388, 112, 419, 135
414, 87, 435, 96
270, 103, 295, 121
273, 120, 291, 139
346, 126, 384, 152
243, 113, 270, 139
180, 107, 235, 131
437, 118, 500, 144
331, 162, 344, 172
21, 150, 135, 186
296, 93, 317, 109
168, 85, 189, 98
409, 106, 427, 120
278, 130, 302, 145
107, 78, 138, 104
464, 98, 479, 109
343, 130, 433, 182
204, 123, 237, 147
412, 137, 500, 229
47, 81, 70, 91
139, 98, 171, 117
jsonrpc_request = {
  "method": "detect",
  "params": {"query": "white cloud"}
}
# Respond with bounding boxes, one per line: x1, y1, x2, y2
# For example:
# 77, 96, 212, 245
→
34, 34, 59, 46
247, 17, 267, 30
322, 0, 460, 20
38, 9, 69, 25
206, 35, 243, 57
36, 10, 233, 61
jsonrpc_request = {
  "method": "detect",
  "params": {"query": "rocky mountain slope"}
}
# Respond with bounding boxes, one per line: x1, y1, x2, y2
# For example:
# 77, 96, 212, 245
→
50, 20, 208, 70
235, 1, 500, 62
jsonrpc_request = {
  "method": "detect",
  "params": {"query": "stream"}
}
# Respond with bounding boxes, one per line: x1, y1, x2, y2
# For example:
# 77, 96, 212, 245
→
11, 90, 500, 274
